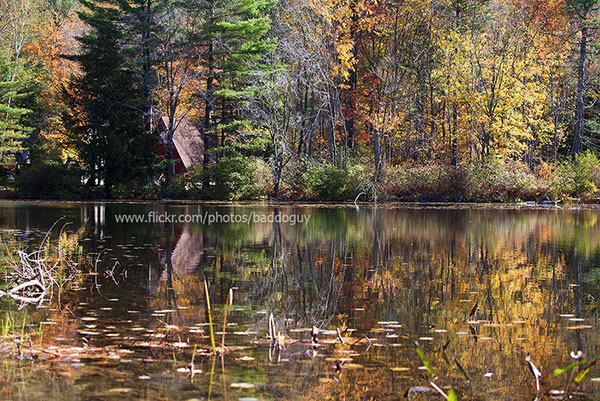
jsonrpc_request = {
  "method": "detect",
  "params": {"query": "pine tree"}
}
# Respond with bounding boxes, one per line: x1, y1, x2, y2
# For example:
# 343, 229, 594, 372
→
153, 0, 274, 182
65, 0, 155, 195
0, 55, 33, 170
194, 0, 275, 165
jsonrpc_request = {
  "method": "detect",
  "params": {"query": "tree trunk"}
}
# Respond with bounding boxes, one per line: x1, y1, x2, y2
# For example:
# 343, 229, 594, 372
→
203, 39, 215, 188
451, 104, 458, 166
166, 112, 176, 179
142, 0, 154, 137
373, 124, 381, 182
273, 167, 281, 200
572, 25, 587, 160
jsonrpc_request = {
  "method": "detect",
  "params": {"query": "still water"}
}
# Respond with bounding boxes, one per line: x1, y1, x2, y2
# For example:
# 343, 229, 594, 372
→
0, 202, 598, 400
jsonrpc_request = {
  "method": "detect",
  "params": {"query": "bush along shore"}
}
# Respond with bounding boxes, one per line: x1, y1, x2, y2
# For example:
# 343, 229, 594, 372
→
6, 150, 600, 203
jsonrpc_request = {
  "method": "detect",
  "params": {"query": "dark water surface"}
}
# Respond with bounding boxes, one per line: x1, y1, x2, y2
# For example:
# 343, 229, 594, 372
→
0, 202, 599, 400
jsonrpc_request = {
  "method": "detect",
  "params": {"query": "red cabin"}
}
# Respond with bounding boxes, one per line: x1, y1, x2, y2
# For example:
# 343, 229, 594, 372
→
155, 116, 205, 174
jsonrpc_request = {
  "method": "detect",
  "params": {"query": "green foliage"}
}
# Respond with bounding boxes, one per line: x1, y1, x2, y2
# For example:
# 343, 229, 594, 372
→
414, 342, 435, 377
553, 360, 586, 376
549, 151, 600, 199
574, 361, 596, 384
14, 161, 82, 199
166, 154, 269, 200
204, 154, 269, 200
466, 159, 539, 202
344, 163, 370, 199
188, 0, 276, 155
0, 55, 35, 169
303, 163, 348, 201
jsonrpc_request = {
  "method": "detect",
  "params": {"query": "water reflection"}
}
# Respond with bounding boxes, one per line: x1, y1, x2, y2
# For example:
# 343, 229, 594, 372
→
0, 203, 598, 400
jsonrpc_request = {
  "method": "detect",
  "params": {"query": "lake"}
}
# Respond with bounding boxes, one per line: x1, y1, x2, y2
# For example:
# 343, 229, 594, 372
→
0, 202, 598, 400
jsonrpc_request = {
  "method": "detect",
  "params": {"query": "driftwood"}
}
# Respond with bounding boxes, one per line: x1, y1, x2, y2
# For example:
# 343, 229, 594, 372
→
1, 220, 84, 309
0, 279, 45, 305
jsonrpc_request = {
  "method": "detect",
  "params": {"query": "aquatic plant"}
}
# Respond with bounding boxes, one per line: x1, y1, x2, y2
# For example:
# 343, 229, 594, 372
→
204, 278, 217, 354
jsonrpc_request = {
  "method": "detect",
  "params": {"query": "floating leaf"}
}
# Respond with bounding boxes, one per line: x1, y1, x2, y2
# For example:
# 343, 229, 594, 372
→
566, 325, 594, 330
341, 363, 364, 370
405, 386, 430, 397
230, 382, 255, 389
108, 388, 132, 393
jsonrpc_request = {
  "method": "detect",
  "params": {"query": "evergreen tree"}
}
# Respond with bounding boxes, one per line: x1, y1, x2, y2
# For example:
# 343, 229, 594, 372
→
0, 55, 33, 170
65, 0, 155, 195
153, 0, 274, 182
121, 0, 161, 135
194, 0, 275, 165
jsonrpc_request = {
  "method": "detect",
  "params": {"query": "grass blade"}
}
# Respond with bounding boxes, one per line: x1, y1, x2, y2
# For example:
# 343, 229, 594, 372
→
415, 342, 435, 378
574, 360, 596, 384
204, 279, 216, 354
553, 360, 585, 376
221, 288, 233, 350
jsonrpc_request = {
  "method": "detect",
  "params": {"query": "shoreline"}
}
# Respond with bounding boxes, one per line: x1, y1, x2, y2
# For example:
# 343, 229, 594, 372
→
1, 198, 600, 209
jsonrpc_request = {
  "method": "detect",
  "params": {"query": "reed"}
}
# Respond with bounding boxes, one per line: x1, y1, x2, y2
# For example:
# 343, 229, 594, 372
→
221, 288, 233, 351
204, 279, 216, 354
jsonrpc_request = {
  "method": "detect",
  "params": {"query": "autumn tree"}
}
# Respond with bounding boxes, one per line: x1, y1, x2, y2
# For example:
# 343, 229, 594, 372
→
565, 0, 599, 158
246, 55, 299, 199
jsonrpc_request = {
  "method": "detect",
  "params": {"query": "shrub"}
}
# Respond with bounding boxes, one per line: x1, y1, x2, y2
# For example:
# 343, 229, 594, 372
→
382, 163, 468, 201
171, 154, 269, 200
548, 151, 600, 199
382, 158, 542, 202
253, 158, 275, 198
208, 155, 269, 200
466, 158, 540, 202
303, 162, 348, 200
344, 163, 370, 200
277, 158, 309, 200
14, 162, 83, 199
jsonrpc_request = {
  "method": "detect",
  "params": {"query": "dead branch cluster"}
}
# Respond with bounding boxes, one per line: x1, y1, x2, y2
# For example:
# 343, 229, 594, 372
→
0, 221, 83, 309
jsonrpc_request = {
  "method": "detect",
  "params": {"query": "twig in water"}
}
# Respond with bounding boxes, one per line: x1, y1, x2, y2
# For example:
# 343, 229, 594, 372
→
336, 327, 348, 348
268, 313, 275, 343
430, 381, 448, 399
453, 357, 471, 383
526, 354, 542, 394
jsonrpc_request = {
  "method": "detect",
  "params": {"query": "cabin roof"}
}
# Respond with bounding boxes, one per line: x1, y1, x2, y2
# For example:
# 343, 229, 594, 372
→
158, 116, 204, 170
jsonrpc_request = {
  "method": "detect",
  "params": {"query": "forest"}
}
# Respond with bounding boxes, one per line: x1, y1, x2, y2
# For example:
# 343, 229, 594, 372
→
0, 0, 600, 201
